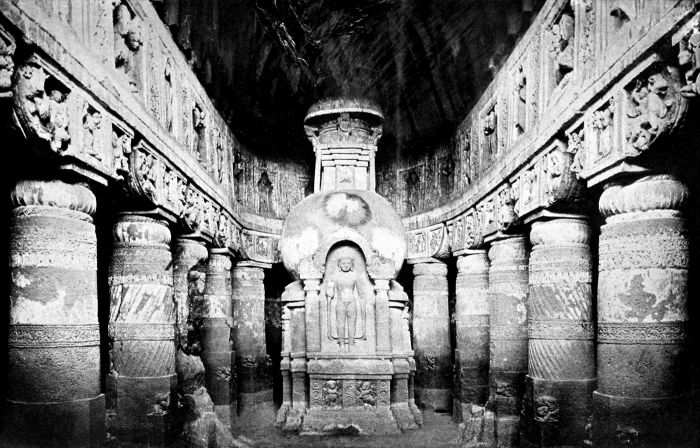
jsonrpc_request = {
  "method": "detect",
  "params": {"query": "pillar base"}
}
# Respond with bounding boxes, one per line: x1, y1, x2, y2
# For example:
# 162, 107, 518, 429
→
522, 376, 596, 448
592, 391, 693, 448
415, 387, 452, 412
106, 373, 176, 446
2, 394, 105, 447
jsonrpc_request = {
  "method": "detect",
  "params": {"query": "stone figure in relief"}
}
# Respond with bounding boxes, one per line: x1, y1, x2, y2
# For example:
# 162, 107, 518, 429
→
113, 2, 143, 92
406, 170, 421, 214
257, 171, 274, 214
326, 257, 366, 349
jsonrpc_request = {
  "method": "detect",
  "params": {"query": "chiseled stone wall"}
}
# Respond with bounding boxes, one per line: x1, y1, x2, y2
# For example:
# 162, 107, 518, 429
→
5, 180, 104, 448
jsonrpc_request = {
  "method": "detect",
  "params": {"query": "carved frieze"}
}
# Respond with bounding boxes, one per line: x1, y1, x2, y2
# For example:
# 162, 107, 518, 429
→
406, 224, 449, 260
623, 63, 686, 156
0, 26, 16, 97
13, 55, 72, 153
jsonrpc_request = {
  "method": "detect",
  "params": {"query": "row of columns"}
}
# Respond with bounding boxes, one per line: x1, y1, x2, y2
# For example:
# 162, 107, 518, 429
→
3, 179, 273, 447
411, 174, 692, 447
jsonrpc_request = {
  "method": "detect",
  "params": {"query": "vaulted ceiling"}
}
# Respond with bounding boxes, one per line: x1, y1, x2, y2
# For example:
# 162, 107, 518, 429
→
154, 0, 543, 162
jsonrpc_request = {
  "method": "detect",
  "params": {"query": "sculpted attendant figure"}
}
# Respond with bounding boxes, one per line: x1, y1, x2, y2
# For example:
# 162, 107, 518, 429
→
326, 257, 365, 349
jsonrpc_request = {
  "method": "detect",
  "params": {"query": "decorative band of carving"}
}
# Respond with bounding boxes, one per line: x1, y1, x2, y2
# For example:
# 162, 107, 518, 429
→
232, 266, 265, 280
10, 249, 97, 270
599, 244, 688, 272
597, 322, 687, 344
490, 325, 528, 340
9, 324, 100, 348
12, 205, 93, 222
108, 273, 174, 286
528, 320, 594, 340
10, 180, 96, 215
109, 322, 176, 341
529, 269, 592, 285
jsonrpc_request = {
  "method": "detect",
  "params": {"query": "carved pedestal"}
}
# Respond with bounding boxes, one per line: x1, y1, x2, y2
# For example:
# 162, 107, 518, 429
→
593, 175, 692, 447
201, 249, 235, 427
4, 180, 104, 448
231, 263, 273, 418
488, 235, 529, 448
412, 261, 452, 412
523, 217, 595, 447
454, 250, 490, 423
107, 215, 176, 446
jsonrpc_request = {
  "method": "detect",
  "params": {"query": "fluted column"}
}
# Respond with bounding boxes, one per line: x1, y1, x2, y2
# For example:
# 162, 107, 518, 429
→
412, 260, 452, 411
454, 250, 490, 422
4, 180, 104, 448
201, 249, 234, 427
593, 175, 691, 447
107, 215, 176, 446
523, 217, 595, 447
172, 236, 207, 348
231, 263, 273, 415
488, 235, 528, 448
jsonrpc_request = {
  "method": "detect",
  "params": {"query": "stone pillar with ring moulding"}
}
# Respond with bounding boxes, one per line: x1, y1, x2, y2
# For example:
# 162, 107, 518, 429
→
4, 180, 104, 448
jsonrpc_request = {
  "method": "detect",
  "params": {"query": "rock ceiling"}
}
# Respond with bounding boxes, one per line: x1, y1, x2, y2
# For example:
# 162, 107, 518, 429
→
156, 0, 543, 162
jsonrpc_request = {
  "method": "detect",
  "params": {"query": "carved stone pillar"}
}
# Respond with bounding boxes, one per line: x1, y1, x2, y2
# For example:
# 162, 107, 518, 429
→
593, 175, 691, 447
4, 180, 104, 448
411, 260, 452, 411
201, 249, 234, 427
107, 215, 176, 446
454, 250, 490, 422
523, 217, 595, 447
488, 235, 529, 447
172, 236, 207, 348
231, 263, 273, 416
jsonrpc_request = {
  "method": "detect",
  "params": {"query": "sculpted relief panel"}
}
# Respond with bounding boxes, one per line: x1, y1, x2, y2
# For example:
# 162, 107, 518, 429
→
322, 244, 372, 351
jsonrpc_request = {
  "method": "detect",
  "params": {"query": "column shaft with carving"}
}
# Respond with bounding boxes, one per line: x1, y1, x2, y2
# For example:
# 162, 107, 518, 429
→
232, 264, 273, 415
523, 218, 595, 447
4, 180, 104, 448
488, 235, 528, 447
172, 236, 207, 349
107, 215, 176, 446
454, 250, 490, 422
412, 261, 452, 411
201, 249, 234, 427
593, 175, 691, 447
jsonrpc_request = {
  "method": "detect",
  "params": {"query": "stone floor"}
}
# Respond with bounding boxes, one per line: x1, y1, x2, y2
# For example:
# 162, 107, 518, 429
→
234, 410, 461, 448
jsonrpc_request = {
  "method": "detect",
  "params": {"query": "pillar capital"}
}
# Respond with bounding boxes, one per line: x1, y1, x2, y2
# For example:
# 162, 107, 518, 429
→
10, 179, 96, 217
599, 174, 689, 220
456, 250, 489, 273
530, 216, 591, 247
412, 260, 448, 277
113, 214, 171, 246
487, 234, 528, 266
